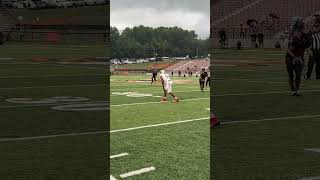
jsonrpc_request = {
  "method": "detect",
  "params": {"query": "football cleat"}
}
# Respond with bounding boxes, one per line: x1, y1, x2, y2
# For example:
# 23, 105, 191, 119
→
295, 91, 302, 96
161, 97, 168, 102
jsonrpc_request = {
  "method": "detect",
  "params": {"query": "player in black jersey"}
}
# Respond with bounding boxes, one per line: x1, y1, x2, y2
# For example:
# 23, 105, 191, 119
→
199, 68, 208, 92
151, 69, 157, 85
206, 66, 210, 87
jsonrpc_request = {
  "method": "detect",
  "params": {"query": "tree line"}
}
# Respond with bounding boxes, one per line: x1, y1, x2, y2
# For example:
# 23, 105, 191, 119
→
110, 25, 209, 59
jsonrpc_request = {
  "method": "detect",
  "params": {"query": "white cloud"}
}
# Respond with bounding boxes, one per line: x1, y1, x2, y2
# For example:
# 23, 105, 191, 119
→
110, 1, 209, 39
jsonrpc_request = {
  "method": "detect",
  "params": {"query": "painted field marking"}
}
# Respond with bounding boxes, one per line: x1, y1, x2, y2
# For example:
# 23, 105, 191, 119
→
110, 117, 209, 133
0, 101, 108, 110
299, 177, 320, 180
110, 153, 129, 159
111, 90, 207, 97
111, 97, 209, 107
111, 86, 197, 91
1, 113, 320, 142
222, 114, 320, 125
110, 175, 117, 180
304, 148, 320, 153
1, 96, 207, 109
0, 57, 13, 60
120, 167, 156, 178
0, 102, 77, 109
0, 83, 106, 90
247, 80, 286, 84
52, 102, 108, 111
213, 89, 320, 97
0, 131, 106, 143
0, 74, 105, 78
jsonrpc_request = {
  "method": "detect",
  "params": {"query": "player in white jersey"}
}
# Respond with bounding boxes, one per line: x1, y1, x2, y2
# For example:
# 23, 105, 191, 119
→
159, 70, 179, 102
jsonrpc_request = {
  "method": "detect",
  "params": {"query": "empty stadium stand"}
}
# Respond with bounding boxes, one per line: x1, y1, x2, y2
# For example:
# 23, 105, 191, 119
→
0, 6, 18, 31
212, 0, 320, 48
165, 60, 210, 74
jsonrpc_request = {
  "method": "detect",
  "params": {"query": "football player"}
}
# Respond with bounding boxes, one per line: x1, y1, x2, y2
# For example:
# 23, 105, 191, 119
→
159, 70, 179, 102
206, 66, 210, 87
199, 67, 208, 92
151, 69, 157, 85
286, 17, 312, 96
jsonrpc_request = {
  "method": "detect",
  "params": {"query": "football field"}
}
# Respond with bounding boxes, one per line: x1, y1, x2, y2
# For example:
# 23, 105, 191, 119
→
212, 49, 320, 179
0, 43, 107, 179
110, 74, 210, 179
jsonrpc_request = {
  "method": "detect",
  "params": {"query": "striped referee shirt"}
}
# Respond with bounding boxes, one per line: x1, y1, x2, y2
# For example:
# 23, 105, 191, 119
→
312, 32, 320, 50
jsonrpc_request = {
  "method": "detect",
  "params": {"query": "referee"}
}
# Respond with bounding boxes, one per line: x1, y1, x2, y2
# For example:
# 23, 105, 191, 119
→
305, 14, 320, 79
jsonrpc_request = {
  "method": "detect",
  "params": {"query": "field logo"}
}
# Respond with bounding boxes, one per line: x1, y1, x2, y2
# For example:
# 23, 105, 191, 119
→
52, 101, 108, 111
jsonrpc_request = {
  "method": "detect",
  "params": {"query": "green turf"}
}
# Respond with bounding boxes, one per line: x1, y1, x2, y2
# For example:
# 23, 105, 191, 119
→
110, 75, 210, 179
0, 60, 107, 179
213, 48, 286, 60
0, 43, 107, 60
212, 48, 320, 179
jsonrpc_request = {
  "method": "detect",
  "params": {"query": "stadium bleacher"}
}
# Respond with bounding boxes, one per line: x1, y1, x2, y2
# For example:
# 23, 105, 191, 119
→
165, 59, 210, 75
211, 0, 320, 48
0, 6, 18, 32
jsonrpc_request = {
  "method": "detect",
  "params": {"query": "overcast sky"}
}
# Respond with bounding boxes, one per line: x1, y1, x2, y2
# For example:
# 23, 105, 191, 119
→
111, 0, 210, 39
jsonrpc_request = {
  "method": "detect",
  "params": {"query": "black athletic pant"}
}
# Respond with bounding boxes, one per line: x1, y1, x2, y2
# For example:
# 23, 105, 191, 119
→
286, 54, 304, 91
206, 77, 210, 87
306, 50, 320, 79
199, 79, 205, 91
151, 76, 156, 82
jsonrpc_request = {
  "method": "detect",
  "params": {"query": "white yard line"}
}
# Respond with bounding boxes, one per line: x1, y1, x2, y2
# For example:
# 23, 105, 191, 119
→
213, 89, 320, 97
111, 86, 197, 91
1, 97, 207, 109
304, 148, 320, 153
1, 113, 320, 142
120, 167, 156, 178
110, 90, 208, 96
0, 131, 106, 143
0, 102, 80, 109
110, 175, 117, 180
247, 80, 285, 84
110, 117, 209, 133
222, 114, 320, 125
111, 98, 209, 107
110, 153, 129, 159
299, 177, 320, 180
